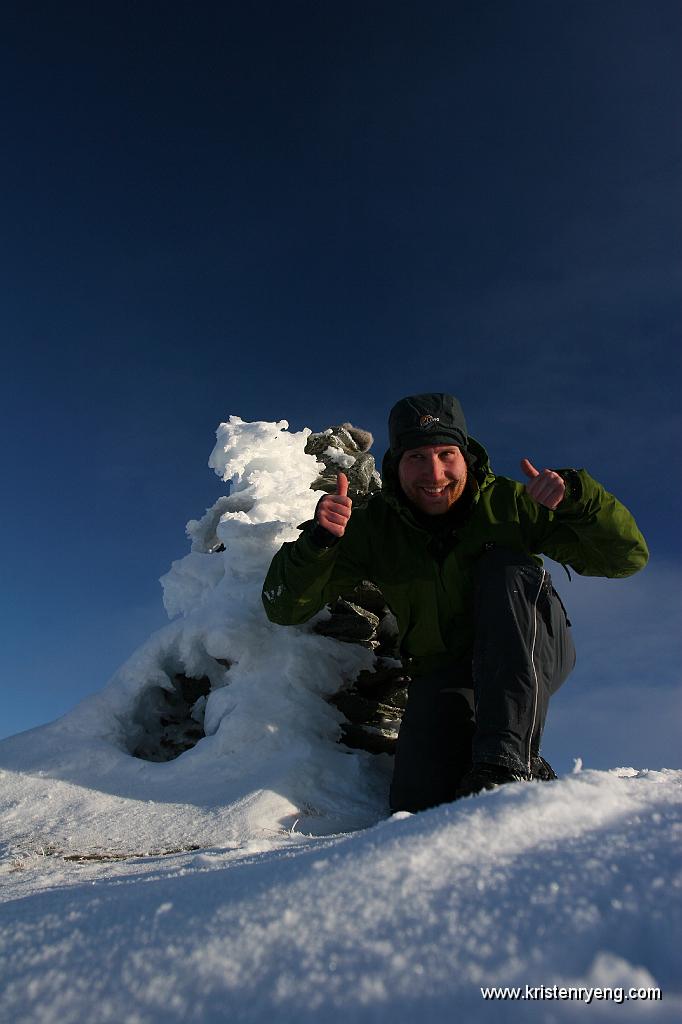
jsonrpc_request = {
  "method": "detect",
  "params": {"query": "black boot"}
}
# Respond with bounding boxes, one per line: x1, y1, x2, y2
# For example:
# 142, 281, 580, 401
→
530, 755, 558, 781
455, 762, 528, 798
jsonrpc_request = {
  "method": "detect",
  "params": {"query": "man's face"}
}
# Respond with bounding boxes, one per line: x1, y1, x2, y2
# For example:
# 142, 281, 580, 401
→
398, 444, 468, 515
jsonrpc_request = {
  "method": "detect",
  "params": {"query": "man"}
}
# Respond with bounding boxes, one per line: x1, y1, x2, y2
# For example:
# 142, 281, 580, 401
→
262, 394, 648, 812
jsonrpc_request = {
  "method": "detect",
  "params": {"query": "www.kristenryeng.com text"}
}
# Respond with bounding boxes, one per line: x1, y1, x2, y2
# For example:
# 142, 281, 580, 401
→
480, 984, 662, 1004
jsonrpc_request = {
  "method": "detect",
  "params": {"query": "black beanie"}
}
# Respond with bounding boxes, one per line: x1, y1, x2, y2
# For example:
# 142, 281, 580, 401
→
388, 393, 468, 458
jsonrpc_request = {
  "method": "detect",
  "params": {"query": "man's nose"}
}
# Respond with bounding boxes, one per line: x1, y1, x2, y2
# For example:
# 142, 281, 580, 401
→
424, 457, 441, 480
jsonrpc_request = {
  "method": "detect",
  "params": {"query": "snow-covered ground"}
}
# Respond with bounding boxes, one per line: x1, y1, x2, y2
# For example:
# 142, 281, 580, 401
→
1, 417, 680, 1023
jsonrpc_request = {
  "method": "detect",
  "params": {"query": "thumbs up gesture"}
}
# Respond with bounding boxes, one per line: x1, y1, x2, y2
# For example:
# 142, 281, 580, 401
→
315, 472, 353, 538
520, 459, 566, 510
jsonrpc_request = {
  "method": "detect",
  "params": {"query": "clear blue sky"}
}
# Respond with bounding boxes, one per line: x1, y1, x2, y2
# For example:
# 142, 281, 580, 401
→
2, 2, 680, 757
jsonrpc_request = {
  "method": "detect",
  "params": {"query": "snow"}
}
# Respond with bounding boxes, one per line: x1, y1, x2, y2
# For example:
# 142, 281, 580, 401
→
1, 416, 680, 1023
323, 444, 357, 470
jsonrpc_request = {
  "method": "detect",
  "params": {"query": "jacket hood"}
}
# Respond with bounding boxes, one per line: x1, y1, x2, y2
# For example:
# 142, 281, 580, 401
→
379, 435, 494, 523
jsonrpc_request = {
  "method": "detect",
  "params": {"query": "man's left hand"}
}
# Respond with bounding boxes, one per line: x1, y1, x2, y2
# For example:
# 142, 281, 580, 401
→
520, 459, 566, 510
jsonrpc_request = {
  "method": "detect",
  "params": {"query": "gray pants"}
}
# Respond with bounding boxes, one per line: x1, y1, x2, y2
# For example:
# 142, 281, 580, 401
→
389, 547, 576, 812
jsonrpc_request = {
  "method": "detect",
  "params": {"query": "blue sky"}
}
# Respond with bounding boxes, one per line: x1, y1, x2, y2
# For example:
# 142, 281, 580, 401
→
2, 2, 680, 762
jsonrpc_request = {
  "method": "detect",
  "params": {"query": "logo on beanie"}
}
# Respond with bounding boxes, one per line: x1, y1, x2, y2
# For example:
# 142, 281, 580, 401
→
419, 414, 440, 429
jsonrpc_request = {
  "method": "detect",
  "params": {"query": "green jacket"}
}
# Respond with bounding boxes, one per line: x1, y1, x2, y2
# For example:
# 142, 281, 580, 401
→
262, 439, 649, 676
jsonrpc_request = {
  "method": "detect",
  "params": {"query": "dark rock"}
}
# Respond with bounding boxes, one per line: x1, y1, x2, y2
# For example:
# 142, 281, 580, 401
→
331, 690, 403, 731
177, 673, 212, 705
339, 723, 398, 756
128, 674, 212, 763
314, 599, 380, 643
329, 658, 408, 756
342, 580, 387, 617
340, 422, 373, 452
352, 663, 409, 708
305, 424, 382, 505
335, 583, 399, 659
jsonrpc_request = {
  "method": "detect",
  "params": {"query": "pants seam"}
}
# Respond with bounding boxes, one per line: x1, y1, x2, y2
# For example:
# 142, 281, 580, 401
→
526, 569, 546, 773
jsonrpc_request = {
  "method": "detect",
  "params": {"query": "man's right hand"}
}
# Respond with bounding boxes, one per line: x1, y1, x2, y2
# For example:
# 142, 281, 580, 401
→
315, 472, 353, 538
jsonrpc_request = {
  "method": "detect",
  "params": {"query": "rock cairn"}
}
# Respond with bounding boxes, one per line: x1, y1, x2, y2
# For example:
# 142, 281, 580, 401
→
304, 422, 382, 502
129, 422, 407, 762
305, 424, 408, 756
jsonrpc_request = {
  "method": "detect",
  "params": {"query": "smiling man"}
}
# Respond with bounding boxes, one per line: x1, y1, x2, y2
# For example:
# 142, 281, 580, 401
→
398, 443, 469, 513
262, 393, 649, 812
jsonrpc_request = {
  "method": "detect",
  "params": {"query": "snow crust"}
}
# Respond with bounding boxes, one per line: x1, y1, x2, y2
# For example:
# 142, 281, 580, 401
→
1, 415, 680, 1022
1, 769, 680, 1023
